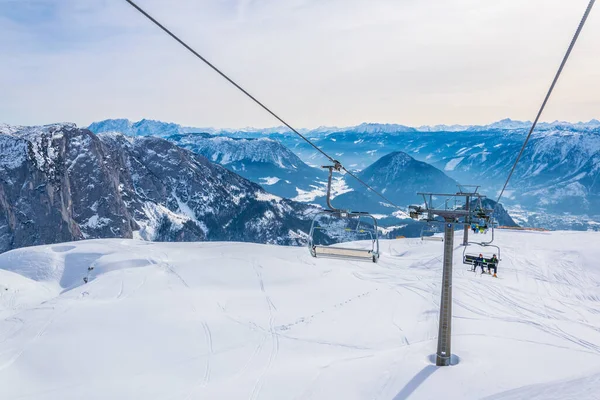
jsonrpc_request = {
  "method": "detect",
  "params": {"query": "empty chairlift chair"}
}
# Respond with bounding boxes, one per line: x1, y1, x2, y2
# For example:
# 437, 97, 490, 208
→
308, 163, 380, 263
421, 224, 443, 242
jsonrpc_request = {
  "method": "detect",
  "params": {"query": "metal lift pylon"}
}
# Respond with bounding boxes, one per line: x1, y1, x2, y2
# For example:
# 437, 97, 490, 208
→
409, 189, 492, 366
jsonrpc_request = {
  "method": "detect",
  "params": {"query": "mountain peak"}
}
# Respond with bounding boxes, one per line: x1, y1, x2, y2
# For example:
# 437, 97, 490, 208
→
371, 151, 415, 170
332, 150, 458, 212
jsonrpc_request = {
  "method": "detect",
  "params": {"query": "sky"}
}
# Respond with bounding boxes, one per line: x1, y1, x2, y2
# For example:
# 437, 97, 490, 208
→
0, 0, 598, 129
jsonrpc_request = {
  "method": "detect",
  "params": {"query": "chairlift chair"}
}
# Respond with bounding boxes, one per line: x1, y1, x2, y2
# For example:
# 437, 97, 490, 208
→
463, 215, 501, 265
420, 224, 443, 242
308, 163, 380, 263
462, 246, 500, 270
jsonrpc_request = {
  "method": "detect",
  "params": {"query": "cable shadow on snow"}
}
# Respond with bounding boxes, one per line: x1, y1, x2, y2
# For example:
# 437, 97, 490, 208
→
392, 365, 437, 400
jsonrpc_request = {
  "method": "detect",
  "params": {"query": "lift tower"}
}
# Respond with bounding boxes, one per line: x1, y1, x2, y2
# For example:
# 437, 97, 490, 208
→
409, 191, 489, 366
456, 185, 481, 246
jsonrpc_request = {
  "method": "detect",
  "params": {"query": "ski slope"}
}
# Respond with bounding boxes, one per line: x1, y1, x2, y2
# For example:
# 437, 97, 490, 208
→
1, 230, 600, 399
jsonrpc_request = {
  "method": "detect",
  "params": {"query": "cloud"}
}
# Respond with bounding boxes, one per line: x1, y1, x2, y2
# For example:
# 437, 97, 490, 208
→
0, 0, 598, 128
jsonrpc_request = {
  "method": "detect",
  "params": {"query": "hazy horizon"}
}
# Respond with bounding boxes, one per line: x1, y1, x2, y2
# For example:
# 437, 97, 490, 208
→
1, 0, 598, 128
4, 116, 600, 132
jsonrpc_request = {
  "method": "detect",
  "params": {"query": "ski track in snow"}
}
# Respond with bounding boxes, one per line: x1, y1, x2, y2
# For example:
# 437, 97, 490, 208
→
249, 259, 280, 400
157, 252, 216, 400
1, 232, 600, 399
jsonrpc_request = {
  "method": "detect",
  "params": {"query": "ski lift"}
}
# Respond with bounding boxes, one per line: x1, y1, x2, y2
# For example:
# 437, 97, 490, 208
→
462, 248, 499, 271
308, 163, 380, 263
463, 215, 501, 264
421, 223, 443, 242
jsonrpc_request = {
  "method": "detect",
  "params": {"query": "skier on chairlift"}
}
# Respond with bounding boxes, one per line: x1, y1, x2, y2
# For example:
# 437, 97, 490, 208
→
488, 254, 499, 277
474, 253, 485, 273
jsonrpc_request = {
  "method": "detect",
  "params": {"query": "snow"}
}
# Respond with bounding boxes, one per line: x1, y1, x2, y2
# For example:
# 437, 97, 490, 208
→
445, 157, 464, 171
182, 136, 303, 170
292, 177, 353, 202
0, 269, 55, 320
0, 135, 28, 169
456, 147, 469, 156
528, 182, 589, 205
1, 230, 600, 399
135, 202, 191, 240
378, 224, 408, 234
255, 191, 282, 202
529, 163, 548, 177
370, 214, 388, 219
259, 177, 281, 186
392, 209, 410, 219
293, 186, 325, 202
80, 214, 112, 229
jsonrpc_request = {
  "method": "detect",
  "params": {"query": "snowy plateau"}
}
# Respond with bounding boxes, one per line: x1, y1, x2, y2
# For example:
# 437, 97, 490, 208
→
1, 229, 600, 399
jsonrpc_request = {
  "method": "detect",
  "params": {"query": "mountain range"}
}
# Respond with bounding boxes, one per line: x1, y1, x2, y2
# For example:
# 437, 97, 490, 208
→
88, 119, 520, 227
89, 118, 596, 229
89, 118, 596, 225
0, 118, 529, 252
88, 120, 475, 216
0, 123, 319, 252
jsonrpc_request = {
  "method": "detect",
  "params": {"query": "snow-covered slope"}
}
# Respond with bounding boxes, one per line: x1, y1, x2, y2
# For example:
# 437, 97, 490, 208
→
1, 230, 599, 399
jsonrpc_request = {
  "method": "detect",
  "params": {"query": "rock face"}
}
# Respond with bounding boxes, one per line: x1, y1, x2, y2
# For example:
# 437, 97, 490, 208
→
0, 123, 136, 252
0, 124, 315, 252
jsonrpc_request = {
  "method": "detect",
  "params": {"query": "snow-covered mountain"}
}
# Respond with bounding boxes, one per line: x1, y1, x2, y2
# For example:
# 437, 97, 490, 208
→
0, 123, 317, 252
1, 230, 600, 399
87, 118, 600, 229
88, 120, 331, 201
262, 120, 600, 225
358, 151, 458, 204
87, 119, 298, 137
397, 127, 600, 217
330, 152, 516, 229
332, 151, 459, 214
165, 134, 327, 200
87, 118, 194, 137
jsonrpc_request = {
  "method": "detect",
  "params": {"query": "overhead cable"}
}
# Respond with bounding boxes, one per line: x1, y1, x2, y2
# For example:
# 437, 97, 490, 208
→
123, 0, 401, 209
495, 0, 596, 208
